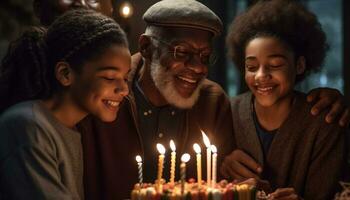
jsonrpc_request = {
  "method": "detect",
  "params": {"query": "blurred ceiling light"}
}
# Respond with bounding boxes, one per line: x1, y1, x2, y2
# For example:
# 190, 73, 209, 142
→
119, 1, 133, 18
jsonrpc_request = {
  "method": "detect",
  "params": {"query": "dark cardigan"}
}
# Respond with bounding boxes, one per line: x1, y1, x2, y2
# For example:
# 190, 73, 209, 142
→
231, 91, 348, 200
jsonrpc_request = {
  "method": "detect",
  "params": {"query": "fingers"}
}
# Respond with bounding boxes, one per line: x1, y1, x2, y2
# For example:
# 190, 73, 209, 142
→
272, 188, 295, 197
228, 159, 260, 179
308, 87, 346, 119
310, 96, 333, 116
270, 194, 299, 200
221, 156, 245, 180
325, 98, 345, 123
307, 88, 349, 126
339, 108, 350, 127
306, 89, 320, 103
221, 161, 244, 180
270, 188, 299, 200
220, 150, 262, 180
234, 150, 262, 174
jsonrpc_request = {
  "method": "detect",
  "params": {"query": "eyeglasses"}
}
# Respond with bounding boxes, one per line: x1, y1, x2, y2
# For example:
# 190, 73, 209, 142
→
150, 36, 217, 66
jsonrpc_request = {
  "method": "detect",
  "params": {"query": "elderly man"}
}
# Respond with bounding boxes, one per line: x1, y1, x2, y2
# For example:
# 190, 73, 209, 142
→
78, 1, 234, 199
77, 0, 349, 199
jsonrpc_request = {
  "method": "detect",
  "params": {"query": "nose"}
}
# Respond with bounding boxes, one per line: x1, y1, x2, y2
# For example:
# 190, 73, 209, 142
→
72, 0, 88, 8
255, 65, 271, 82
114, 81, 129, 97
186, 55, 208, 74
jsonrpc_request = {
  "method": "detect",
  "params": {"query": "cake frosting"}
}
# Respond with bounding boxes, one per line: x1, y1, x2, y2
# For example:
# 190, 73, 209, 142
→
131, 179, 257, 200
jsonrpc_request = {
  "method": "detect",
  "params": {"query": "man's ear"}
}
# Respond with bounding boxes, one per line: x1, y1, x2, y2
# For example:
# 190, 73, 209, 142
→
139, 34, 153, 59
296, 56, 306, 75
55, 62, 74, 87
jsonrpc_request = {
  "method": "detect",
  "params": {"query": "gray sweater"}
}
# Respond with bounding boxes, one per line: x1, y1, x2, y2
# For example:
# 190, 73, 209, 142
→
0, 101, 83, 200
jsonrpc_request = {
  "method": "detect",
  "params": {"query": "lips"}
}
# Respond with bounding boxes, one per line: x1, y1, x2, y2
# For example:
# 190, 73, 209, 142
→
103, 99, 121, 111
255, 84, 277, 95
177, 75, 197, 84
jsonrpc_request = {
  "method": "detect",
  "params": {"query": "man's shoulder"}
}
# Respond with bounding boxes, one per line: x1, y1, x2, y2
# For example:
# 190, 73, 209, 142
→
293, 91, 345, 133
193, 79, 230, 113
199, 79, 226, 96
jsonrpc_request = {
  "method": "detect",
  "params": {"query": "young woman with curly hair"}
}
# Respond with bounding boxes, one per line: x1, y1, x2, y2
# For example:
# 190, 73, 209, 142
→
0, 9, 130, 199
222, 0, 348, 199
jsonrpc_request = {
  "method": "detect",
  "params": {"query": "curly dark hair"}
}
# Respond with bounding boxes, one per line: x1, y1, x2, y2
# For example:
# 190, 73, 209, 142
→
227, 0, 328, 82
0, 9, 128, 112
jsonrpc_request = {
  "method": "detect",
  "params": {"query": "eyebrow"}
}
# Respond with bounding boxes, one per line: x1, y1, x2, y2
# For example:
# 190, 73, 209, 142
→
245, 54, 288, 60
97, 66, 120, 72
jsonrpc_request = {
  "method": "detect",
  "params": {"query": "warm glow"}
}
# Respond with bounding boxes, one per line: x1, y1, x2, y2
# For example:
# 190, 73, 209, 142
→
193, 143, 201, 154
136, 155, 142, 163
170, 140, 176, 152
181, 153, 191, 163
201, 130, 211, 147
122, 6, 130, 15
119, 2, 133, 18
211, 145, 217, 153
157, 143, 166, 155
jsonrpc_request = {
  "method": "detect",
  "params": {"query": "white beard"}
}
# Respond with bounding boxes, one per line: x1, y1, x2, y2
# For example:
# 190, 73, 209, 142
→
149, 55, 204, 109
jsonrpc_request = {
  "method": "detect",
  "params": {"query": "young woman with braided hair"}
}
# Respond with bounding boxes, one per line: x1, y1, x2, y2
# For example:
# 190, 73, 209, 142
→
0, 9, 130, 199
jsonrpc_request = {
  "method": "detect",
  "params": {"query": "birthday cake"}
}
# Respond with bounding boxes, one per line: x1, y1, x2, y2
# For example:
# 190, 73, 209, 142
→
131, 180, 257, 200
132, 133, 261, 199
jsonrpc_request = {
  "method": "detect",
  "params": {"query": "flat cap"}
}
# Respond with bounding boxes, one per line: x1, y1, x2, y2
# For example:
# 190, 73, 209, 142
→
143, 0, 223, 36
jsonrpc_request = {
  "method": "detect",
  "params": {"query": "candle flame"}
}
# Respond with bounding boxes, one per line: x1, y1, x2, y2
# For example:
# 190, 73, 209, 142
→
211, 145, 217, 153
181, 153, 191, 163
135, 155, 142, 163
170, 140, 176, 151
193, 143, 201, 153
201, 130, 211, 147
156, 143, 166, 154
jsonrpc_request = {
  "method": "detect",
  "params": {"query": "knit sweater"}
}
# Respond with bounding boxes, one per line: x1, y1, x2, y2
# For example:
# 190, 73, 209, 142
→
0, 101, 83, 200
231, 91, 348, 199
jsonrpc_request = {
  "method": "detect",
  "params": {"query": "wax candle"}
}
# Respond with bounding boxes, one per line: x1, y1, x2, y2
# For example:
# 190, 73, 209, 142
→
156, 143, 166, 191
202, 131, 211, 187
193, 143, 202, 187
211, 145, 217, 187
180, 153, 190, 195
169, 140, 176, 185
135, 155, 143, 186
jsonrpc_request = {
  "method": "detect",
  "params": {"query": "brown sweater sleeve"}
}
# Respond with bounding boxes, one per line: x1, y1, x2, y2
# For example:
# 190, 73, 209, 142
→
303, 121, 347, 200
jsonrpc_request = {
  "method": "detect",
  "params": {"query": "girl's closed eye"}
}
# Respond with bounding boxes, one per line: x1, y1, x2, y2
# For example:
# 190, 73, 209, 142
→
245, 63, 259, 72
269, 58, 287, 69
268, 64, 284, 69
103, 77, 115, 81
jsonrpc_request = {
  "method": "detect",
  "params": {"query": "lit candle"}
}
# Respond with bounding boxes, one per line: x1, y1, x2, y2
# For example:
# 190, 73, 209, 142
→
169, 140, 176, 185
156, 143, 166, 191
193, 143, 202, 187
211, 145, 217, 187
180, 153, 190, 195
135, 155, 143, 186
202, 131, 211, 187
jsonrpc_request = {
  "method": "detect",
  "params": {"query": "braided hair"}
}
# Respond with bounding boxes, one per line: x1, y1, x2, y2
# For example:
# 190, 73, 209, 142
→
226, 0, 328, 82
0, 9, 128, 112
